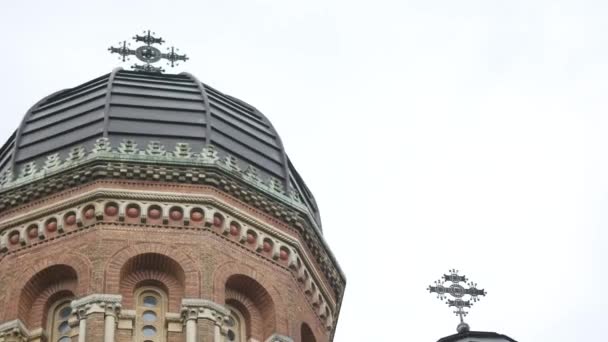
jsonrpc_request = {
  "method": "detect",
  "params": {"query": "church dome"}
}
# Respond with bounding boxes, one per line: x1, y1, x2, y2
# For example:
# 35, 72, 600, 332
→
0, 68, 321, 229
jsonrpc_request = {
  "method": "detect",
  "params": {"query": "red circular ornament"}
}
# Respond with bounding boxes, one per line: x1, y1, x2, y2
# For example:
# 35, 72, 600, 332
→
9, 233, 19, 245
46, 220, 57, 232
105, 205, 118, 216
126, 207, 140, 218
148, 208, 161, 219
213, 216, 223, 227
64, 214, 76, 226
246, 233, 256, 244
170, 210, 183, 221
280, 249, 289, 260
28, 226, 39, 238
263, 241, 272, 252
84, 208, 95, 219
190, 211, 203, 222
229, 224, 239, 236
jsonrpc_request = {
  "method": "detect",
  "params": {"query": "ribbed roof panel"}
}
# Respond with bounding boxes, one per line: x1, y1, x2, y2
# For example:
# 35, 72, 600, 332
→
0, 69, 322, 229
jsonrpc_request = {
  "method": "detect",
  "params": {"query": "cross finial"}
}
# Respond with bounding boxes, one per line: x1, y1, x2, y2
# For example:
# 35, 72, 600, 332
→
427, 269, 487, 333
108, 30, 188, 73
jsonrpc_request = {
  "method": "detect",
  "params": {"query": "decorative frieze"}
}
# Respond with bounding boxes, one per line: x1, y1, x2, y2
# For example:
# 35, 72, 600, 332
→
0, 139, 296, 201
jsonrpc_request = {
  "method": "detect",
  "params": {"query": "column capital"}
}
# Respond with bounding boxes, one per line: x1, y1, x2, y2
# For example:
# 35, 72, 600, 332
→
180, 298, 230, 324
0, 320, 29, 341
71, 294, 122, 318
103, 302, 121, 318
181, 307, 199, 322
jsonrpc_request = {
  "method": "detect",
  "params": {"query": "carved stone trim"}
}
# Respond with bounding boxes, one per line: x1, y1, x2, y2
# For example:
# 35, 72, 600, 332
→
0, 143, 305, 211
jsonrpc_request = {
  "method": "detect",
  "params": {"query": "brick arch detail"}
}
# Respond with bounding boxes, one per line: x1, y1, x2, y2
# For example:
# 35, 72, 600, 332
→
7, 253, 92, 326
15, 252, 91, 297
212, 262, 288, 336
226, 288, 263, 340
31, 289, 74, 332
103, 243, 201, 298
120, 267, 185, 312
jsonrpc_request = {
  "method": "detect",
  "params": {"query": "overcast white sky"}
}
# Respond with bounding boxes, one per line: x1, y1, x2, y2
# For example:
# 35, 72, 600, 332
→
2, 1, 608, 341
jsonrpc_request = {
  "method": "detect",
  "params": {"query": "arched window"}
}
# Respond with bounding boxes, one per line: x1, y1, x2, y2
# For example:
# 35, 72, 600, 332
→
301, 322, 317, 342
134, 287, 167, 342
47, 300, 73, 342
224, 305, 246, 342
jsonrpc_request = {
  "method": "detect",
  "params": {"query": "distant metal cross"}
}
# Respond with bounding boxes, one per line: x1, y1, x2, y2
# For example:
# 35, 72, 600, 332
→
427, 269, 486, 333
108, 30, 188, 73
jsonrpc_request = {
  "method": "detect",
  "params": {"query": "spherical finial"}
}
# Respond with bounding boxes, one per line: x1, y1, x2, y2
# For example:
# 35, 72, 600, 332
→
457, 322, 470, 333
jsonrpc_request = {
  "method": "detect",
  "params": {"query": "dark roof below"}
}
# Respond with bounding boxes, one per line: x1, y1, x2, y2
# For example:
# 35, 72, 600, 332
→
437, 331, 517, 342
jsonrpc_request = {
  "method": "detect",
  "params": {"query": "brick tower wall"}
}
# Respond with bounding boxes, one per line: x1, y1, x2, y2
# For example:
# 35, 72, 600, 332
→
0, 181, 335, 342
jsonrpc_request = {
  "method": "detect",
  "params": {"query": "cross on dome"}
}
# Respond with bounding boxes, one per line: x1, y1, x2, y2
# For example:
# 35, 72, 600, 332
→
108, 30, 188, 73
427, 269, 487, 333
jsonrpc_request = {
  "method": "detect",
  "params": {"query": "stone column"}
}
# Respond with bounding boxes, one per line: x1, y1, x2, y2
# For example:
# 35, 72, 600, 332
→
214, 323, 222, 342
181, 299, 230, 342
75, 308, 87, 342
104, 303, 120, 342
71, 294, 122, 342
182, 307, 198, 342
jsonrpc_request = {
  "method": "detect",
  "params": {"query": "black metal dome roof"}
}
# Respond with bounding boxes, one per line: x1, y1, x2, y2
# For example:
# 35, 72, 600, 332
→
0, 68, 321, 228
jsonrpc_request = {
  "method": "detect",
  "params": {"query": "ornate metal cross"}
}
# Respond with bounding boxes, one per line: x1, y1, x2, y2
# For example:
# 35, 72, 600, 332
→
108, 30, 188, 73
427, 269, 486, 333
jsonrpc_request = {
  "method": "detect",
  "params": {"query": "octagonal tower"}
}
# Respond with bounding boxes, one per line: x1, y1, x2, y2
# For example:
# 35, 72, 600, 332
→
0, 68, 345, 342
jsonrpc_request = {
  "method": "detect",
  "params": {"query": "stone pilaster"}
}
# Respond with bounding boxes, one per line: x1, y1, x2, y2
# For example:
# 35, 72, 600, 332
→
115, 309, 135, 342
165, 312, 183, 342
